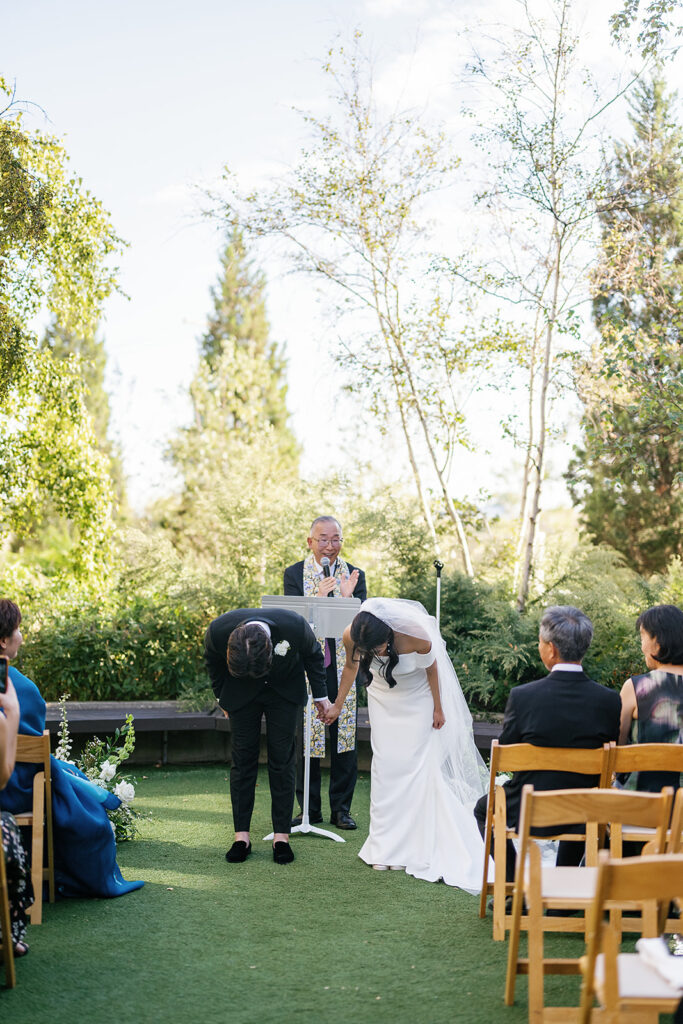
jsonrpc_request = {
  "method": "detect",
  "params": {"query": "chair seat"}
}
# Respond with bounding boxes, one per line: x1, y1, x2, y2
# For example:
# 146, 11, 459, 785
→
594, 953, 682, 1001
621, 824, 656, 837
527, 865, 599, 903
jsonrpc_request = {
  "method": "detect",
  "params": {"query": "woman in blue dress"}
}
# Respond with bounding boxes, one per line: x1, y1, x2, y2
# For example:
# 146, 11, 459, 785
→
0, 599, 143, 899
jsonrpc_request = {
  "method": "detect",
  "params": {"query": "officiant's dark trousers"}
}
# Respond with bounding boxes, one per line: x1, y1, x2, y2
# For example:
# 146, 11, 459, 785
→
229, 687, 299, 834
295, 657, 357, 818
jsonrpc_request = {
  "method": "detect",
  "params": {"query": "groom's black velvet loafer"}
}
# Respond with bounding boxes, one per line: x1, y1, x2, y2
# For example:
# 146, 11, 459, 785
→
225, 841, 252, 863
272, 841, 295, 864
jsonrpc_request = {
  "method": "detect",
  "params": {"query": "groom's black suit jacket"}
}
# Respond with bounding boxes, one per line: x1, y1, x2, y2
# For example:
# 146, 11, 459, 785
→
204, 608, 327, 713
499, 669, 621, 830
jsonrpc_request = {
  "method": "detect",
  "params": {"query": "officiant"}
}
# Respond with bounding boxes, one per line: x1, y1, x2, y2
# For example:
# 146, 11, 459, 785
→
204, 607, 330, 865
283, 515, 366, 830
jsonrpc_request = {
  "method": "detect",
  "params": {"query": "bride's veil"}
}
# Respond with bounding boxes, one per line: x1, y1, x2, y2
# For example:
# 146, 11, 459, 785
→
361, 597, 487, 807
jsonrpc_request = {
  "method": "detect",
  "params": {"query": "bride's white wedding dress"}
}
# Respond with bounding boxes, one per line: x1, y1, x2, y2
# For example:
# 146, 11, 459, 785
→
357, 598, 490, 891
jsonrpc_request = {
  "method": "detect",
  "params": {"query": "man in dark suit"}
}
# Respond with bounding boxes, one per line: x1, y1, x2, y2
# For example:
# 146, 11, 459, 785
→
474, 605, 621, 880
283, 515, 366, 830
205, 607, 330, 864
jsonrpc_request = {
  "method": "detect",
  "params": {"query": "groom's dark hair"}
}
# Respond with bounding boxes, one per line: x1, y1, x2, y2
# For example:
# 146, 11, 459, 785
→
227, 623, 273, 678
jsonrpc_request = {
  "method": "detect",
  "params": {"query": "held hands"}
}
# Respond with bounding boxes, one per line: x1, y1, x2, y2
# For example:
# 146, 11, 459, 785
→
432, 708, 445, 730
313, 697, 332, 721
323, 703, 342, 726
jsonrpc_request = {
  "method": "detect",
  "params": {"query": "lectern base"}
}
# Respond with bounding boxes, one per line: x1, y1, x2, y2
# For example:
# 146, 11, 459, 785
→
263, 823, 345, 843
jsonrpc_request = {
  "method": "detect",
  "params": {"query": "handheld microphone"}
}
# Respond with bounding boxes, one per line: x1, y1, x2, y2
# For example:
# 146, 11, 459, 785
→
321, 556, 334, 598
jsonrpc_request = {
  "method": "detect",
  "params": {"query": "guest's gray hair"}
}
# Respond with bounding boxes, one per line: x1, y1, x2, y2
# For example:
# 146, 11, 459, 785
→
539, 606, 593, 662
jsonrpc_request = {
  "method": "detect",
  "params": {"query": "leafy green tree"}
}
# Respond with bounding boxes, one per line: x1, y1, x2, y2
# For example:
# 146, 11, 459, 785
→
461, 0, 635, 609
567, 74, 683, 574
41, 321, 126, 506
0, 350, 116, 578
210, 34, 490, 574
0, 78, 123, 398
610, 0, 683, 57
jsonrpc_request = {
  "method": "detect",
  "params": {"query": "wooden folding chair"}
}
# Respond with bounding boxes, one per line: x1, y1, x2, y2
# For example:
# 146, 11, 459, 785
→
505, 786, 674, 1019
608, 742, 683, 850
14, 731, 55, 925
0, 836, 16, 988
579, 852, 683, 1024
478, 741, 612, 940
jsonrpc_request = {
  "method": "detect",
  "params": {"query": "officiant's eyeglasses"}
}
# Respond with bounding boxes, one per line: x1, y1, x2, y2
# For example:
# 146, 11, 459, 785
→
312, 536, 342, 547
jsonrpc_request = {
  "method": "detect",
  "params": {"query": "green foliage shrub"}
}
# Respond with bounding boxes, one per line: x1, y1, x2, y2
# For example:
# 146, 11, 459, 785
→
407, 572, 542, 713
0, 513, 672, 715
6, 531, 234, 704
405, 544, 663, 714
20, 595, 210, 702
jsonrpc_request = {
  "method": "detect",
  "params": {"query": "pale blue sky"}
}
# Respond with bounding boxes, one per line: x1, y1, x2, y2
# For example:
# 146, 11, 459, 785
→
3, 0, 662, 511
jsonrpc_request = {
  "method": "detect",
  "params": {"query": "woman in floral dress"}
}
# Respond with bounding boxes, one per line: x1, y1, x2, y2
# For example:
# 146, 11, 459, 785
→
0, 666, 33, 956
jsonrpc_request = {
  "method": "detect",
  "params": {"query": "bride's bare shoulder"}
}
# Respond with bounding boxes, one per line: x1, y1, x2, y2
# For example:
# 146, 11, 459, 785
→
394, 631, 432, 656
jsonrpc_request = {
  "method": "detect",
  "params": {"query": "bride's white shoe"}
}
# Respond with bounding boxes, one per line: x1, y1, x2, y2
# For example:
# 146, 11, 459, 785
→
372, 864, 389, 871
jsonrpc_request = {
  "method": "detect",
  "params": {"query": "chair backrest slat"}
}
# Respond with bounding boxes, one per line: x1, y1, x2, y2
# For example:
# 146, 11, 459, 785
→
610, 742, 683, 775
491, 740, 610, 778
15, 732, 51, 769
524, 786, 674, 831
600, 852, 683, 904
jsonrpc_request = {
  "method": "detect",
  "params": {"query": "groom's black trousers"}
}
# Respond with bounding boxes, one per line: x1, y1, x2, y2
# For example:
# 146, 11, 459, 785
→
229, 687, 299, 834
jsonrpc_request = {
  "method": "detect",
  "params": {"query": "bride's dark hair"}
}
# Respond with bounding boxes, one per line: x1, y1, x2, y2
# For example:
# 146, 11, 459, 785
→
350, 611, 399, 688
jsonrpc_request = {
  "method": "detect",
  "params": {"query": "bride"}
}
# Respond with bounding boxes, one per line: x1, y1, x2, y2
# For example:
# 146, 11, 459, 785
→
325, 597, 489, 890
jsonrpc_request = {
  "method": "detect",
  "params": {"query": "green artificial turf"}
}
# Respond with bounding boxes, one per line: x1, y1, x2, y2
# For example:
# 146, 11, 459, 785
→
2, 766, 676, 1024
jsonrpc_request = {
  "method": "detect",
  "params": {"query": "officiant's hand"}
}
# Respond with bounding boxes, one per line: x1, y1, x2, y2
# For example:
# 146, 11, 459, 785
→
317, 575, 337, 597
313, 698, 332, 720
340, 570, 360, 597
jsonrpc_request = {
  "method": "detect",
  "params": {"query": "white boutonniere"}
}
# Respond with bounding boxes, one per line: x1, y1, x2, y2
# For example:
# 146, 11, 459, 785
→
274, 640, 290, 657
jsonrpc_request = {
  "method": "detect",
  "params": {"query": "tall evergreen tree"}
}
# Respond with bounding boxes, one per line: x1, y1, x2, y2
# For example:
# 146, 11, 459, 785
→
161, 229, 300, 564
567, 74, 683, 574
198, 226, 298, 464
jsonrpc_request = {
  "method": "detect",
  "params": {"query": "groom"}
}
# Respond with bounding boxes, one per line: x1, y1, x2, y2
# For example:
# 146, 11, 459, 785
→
205, 607, 331, 864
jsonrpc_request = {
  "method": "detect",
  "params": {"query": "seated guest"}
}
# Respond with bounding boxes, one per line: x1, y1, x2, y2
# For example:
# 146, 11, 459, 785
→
0, 670, 34, 957
619, 604, 683, 792
474, 605, 621, 880
0, 600, 143, 899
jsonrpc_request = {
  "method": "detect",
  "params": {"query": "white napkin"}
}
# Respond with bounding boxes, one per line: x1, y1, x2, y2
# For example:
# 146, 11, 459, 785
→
636, 937, 683, 991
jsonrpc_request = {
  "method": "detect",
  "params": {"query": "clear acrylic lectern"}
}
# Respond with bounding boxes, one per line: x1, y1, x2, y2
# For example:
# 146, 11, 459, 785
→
260, 594, 361, 843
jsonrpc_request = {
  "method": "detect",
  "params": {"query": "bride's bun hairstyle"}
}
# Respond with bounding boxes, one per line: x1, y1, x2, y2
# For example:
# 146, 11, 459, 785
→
227, 623, 273, 678
350, 611, 399, 688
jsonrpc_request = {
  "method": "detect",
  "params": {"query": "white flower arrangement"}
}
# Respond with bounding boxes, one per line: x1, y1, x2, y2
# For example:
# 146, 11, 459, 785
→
114, 780, 136, 804
99, 760, 117, 783
56, 694, 143, 842
274, 640, 290, 656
